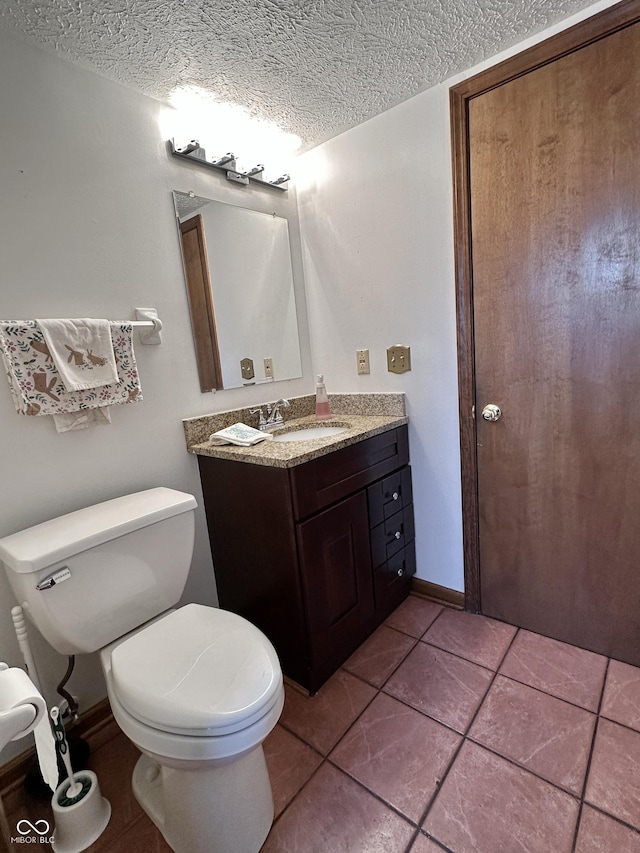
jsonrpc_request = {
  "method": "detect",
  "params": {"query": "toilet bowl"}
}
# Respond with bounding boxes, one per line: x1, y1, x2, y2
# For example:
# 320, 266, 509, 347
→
0, 488, 284, 853
101, 604, 285, 852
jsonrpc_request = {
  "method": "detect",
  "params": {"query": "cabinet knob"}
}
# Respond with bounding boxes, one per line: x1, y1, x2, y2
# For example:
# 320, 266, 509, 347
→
397, 567, 404, 577
392, 491, 399, 501
394, 531, 401, 540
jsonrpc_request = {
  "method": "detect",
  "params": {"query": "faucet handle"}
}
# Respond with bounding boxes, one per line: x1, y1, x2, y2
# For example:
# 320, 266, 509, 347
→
265, 398, 290, 428
249, 407, 267, 429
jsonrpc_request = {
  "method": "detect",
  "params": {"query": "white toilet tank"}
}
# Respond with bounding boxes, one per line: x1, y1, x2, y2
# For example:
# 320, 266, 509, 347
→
0, 488, 197, 656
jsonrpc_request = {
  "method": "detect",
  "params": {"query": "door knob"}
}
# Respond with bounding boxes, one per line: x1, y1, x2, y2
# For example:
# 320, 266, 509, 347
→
481, 404, 502, 422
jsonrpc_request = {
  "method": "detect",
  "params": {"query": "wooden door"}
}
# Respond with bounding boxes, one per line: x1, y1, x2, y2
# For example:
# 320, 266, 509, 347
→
452, 3, 640, 664
179, 215, 224, 391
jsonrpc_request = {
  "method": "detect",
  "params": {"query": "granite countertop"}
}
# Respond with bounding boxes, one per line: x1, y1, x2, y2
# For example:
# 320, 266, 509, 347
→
183, 393, 407, 469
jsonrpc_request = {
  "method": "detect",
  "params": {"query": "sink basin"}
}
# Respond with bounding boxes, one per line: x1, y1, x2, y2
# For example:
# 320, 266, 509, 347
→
272, 425, 348, 443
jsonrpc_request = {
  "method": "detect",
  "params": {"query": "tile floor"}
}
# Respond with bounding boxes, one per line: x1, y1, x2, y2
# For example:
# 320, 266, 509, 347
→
4, 596, 640, 852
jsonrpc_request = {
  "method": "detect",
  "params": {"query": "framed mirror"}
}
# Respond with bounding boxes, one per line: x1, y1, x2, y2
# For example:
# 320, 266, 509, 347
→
173, 191, 303, 391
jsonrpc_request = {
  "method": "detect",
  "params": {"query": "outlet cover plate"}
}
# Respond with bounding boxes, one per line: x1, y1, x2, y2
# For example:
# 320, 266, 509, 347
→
356, 349, 370, 375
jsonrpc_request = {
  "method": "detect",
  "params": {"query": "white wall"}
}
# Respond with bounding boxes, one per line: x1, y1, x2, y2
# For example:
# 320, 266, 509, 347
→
295, 0, 617, 595
0, 30, 311, 764
296, 88, 465, 593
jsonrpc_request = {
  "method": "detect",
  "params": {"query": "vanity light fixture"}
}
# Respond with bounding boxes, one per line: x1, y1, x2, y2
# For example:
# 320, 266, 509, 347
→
210, 152, 236, 167
170, 139, 290, 192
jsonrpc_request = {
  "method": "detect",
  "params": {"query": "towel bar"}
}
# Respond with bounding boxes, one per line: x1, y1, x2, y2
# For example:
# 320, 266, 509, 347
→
0, 311, 163, 345
133, 308, 162, 345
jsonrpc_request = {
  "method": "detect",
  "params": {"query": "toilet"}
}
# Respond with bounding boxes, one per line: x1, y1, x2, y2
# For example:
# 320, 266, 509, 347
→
0, 487, 284, 853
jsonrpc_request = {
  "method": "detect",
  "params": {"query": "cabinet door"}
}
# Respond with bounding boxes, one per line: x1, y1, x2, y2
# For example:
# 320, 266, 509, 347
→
297, 491, 374, 689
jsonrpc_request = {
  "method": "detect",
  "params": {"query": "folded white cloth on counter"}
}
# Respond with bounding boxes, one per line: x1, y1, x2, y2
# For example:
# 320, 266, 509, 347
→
209, 423, 273, 447
37, 318, 118, 390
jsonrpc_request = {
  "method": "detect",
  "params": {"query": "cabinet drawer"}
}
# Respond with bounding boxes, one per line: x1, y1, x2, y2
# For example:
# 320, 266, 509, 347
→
368, 465, 413, 527
290, 425, 409, 519
370, 505, 415, 568
374, 540, 416, 618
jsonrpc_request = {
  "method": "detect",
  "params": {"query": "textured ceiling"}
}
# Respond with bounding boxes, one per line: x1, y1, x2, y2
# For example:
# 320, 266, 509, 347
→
0, 0, 597, 150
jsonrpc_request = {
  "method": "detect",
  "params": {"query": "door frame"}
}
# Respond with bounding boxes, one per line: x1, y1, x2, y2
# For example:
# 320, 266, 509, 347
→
450, 0, 640, 613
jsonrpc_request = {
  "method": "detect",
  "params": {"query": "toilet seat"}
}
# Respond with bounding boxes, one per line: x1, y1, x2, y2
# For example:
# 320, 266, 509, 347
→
104, 669, 284, 766
107, 604, 283, 737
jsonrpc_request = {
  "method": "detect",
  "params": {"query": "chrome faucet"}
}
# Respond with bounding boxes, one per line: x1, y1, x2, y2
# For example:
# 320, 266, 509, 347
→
250, 398, 290, 431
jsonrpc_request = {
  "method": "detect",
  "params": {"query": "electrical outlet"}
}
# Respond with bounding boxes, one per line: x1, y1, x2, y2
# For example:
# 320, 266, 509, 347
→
356, 349, 370, 375
264, 357, 274, 379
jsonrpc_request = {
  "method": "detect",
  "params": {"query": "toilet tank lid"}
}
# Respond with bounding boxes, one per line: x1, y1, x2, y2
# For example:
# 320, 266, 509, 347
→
0, 488, 197, 574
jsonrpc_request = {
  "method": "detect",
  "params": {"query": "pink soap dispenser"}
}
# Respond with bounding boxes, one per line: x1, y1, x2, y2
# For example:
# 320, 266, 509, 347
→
315, 374, 331, 420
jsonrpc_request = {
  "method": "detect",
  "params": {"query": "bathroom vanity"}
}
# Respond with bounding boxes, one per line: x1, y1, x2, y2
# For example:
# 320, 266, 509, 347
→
185, 397, 415, 693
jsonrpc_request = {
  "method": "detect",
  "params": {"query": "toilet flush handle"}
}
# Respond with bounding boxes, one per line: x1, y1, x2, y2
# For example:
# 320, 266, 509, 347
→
36, 566, 72, 590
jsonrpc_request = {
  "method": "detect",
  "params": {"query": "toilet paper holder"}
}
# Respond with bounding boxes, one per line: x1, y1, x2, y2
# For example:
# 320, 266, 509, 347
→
0, 662, 46, 751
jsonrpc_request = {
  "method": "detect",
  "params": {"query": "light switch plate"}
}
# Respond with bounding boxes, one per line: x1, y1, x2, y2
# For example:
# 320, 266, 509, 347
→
240, 358, 255, 380
264, 357, 274, 379
387, 345, 411, 374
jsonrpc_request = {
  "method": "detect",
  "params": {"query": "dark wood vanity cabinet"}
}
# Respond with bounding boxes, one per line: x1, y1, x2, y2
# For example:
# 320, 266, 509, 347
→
197, 425, 415, 693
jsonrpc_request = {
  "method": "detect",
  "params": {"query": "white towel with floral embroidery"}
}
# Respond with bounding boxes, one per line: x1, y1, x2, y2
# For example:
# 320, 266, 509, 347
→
37, 318, 118, 390
0, 321, 142, 423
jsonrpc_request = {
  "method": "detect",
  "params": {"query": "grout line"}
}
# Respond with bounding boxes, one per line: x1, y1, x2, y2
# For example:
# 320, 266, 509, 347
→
594, 712, 640, 739
324, 755, 419, 829
571, 656, 611, 852
402, 826, 457, 853
416, 667, 504, 831
414, 733, 466, 841
580, 802, 640, 838
342, 632, 420, 688
418, 634, 515, 674
414, 626, 520, 842
462, 738, 583, 800
491, 671, 602, 715
403, 826, 423, 852
488, 666, 605, 715
268, 757, 328, 830
271, 721, 325, 758
419, 832, 456, 852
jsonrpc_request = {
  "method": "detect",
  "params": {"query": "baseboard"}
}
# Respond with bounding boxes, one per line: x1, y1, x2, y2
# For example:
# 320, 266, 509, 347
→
0, 697, 113, 798
411, 577, 465, 610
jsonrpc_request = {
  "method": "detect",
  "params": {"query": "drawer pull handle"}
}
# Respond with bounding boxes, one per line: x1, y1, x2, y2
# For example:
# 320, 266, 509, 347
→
397, 567, 404, 577
394, 531, 401, 540
392, 491, 399, 501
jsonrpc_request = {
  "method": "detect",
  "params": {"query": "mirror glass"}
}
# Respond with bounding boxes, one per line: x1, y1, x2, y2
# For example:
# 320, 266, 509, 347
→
173, 191, 303, 391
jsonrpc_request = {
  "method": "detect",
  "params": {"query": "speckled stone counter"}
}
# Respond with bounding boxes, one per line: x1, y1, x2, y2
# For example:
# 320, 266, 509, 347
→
183, 393, 407, 468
